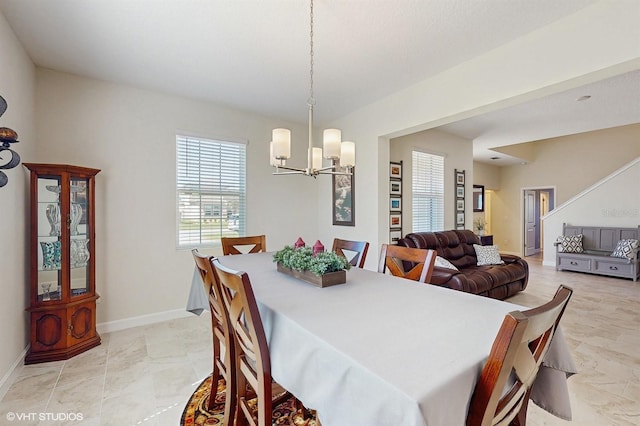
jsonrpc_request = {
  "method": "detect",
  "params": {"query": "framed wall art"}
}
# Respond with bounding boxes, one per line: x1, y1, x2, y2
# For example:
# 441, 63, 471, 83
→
390, 180, 402, 196
390, 162, 402, 179
390, 213, 402, 228
332, 163, 355, 226
389, 161, 403, 241
390, 197, 402, 212
390, 230, 402, 243
455, 168, 465, 229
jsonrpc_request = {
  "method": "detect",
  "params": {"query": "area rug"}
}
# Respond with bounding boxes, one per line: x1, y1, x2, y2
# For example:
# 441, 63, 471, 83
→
181, 374, 318, 426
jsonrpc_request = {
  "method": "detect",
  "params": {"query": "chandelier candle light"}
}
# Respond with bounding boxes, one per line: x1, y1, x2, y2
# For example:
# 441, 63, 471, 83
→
270, 0, 355, 177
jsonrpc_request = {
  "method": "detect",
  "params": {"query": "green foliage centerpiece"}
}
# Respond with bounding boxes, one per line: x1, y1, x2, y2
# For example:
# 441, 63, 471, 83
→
273, 245, 350, 287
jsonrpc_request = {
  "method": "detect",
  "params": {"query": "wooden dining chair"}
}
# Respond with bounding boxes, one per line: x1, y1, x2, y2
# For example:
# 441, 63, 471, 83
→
191, 250, 236, 424
211, 258, 308, 426
467, 285, 573, 426
332, 238, 370, 268
377, 244, 437, 283
221, 235, 266, 255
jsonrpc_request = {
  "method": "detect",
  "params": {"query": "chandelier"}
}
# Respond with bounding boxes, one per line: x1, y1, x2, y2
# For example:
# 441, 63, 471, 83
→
270, 0, 355, 177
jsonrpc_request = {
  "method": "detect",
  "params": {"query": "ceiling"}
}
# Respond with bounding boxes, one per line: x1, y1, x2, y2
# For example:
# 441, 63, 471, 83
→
1, 0, 638, 164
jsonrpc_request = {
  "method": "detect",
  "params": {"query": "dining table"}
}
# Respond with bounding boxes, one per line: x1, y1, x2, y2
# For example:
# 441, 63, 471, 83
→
187, 252, 576, 426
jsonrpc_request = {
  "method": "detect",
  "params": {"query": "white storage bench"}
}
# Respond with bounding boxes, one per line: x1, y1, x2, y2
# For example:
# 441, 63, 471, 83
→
555, 224, 640, 282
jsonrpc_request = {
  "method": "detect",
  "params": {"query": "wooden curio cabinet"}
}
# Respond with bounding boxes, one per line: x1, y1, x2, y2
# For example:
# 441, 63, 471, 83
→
24, 163, 101, 364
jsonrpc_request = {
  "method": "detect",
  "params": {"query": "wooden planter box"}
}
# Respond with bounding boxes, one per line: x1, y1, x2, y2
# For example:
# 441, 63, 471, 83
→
276, 263, 346, 288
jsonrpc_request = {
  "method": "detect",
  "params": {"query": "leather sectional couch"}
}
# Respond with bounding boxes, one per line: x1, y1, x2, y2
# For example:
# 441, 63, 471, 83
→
398, 230, 528, 300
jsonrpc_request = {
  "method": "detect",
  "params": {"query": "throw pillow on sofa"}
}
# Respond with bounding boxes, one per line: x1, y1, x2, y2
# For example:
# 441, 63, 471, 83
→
434, 256, 458, 271
610, 239, 639, 260
473, 244, 504, 266
556, 234, 584, 253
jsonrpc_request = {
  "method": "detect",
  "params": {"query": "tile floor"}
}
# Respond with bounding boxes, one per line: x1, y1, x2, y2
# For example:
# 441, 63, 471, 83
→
1, 254, 639, 425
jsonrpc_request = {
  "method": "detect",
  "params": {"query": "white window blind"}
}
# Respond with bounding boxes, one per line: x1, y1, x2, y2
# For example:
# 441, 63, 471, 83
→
412, 150, 444, 232
176, 135, 246, 248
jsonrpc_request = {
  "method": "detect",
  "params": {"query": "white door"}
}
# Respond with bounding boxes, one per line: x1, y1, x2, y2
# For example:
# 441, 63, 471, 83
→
524, 190, 537, 256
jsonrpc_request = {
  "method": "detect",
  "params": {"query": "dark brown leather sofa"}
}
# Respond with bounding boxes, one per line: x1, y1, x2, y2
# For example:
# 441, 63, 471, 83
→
398, 230, 528, 300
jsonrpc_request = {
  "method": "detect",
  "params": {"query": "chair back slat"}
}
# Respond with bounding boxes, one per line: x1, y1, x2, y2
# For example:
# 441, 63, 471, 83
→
467, 285, 573, 426
221, 235, 266, 255
378, 244, 437, 283
332, 238, 370, 268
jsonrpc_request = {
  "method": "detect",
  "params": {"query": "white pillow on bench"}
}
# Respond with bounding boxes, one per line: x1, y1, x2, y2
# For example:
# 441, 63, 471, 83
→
556, 234, 584, 253
611, 239, 639, 260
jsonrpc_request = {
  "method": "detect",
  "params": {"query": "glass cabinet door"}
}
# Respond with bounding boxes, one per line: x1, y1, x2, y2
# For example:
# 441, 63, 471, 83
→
70, 176, 91, 298
37, 176, 63, 302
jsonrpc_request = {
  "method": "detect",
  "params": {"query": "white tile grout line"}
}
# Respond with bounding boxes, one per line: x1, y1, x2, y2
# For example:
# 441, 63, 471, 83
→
44, 362, 65, 411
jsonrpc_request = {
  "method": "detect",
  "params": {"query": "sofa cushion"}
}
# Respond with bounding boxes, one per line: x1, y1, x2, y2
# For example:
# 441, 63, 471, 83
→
473, 244, 504, 266
556, 234, 584, 253
610, 239, 639, 260
437, 230, 479, 269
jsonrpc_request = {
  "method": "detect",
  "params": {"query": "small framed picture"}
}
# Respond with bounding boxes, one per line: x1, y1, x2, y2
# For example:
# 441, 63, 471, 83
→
456, 199, 464, 212
456, 186, 464, 198
456, 212, 465, 225
456, 170, 465, 185
389, 162, 402, 179
333, 164, 355, 226
390, 180, 402, 196
390, 230, 402, 243
390, 197, 402, 212
390, 213, 402, 228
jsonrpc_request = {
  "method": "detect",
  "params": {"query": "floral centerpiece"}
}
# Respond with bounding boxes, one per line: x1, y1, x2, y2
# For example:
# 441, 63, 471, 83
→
273, 245, 350, 287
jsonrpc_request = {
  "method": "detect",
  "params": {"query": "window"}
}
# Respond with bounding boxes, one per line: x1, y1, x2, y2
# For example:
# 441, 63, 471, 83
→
176, 135, 246, 247
412, 150, 444, 232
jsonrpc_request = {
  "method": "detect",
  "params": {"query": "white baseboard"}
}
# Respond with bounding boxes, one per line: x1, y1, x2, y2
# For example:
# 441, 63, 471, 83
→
96, 309, 194, 334
0, 346, 29, 401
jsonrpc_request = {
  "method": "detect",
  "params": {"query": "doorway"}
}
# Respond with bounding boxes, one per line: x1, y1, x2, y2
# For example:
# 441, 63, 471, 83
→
523, 188, 555, 257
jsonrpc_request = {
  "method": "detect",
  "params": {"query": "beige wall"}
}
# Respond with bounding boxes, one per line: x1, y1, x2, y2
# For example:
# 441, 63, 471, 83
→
473, 162, 500, 190
391, 129, 473, 233
34, 69, 319, 328
491, 124, 640, 255
0, 11, 35, 389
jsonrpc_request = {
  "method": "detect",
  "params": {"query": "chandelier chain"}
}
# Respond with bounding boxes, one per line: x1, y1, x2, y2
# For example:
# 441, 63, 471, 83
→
270, 0, 353, 177
308, 0, 315, 106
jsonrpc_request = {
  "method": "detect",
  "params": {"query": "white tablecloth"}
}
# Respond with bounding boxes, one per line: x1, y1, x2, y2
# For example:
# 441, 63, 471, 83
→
187, 252, 576, 426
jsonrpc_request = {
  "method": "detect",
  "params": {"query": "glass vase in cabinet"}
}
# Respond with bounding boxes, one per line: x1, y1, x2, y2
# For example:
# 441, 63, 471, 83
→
24, 163, 101, 364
